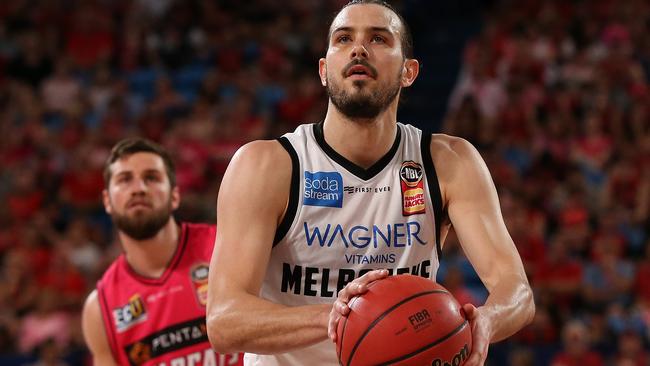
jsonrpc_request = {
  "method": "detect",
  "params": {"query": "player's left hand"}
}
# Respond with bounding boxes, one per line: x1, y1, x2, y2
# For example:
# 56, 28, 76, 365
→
461, 303, 491, 366
327, 269, 389, 342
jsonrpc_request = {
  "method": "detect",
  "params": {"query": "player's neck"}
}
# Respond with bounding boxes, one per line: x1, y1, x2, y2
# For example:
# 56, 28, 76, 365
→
120, 219, 180, 278
322, 103, 398, 169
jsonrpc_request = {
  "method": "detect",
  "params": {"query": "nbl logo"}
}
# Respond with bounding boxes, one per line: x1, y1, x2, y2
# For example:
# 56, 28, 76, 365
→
190, 263, 209, 307
400, 162, 423, 186
399, 161, 425, 216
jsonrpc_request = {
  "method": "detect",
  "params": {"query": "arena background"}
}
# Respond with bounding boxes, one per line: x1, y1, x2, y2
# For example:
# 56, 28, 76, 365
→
0, 0, 649, 365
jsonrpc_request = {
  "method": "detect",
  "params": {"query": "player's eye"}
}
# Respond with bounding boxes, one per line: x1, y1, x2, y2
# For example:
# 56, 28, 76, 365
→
337, 34, 352, 43
371, 35, 385, 43
145, 174, 161, 182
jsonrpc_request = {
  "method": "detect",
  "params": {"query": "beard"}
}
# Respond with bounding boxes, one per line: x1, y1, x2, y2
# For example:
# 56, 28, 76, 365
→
326, 65, 402, 120
111, 201, 173, 240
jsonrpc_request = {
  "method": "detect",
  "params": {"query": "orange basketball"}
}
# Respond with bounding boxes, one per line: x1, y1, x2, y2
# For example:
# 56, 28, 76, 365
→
336, 274, 472, 366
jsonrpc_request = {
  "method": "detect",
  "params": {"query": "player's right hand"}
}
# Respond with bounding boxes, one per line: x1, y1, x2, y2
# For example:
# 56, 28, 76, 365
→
327, 269, 389, 342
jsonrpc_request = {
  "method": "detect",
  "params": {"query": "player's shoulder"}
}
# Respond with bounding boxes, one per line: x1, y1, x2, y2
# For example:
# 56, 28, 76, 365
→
82, 289, 102, 324
234, 139, 290, 162
427, 134, 485, 183
183, 222, 216, 236
429, 134, 479, 162
219, 139, 293, 210
228, 139, 292, 175
183, 222, 217, 248
83, 289, 100, 310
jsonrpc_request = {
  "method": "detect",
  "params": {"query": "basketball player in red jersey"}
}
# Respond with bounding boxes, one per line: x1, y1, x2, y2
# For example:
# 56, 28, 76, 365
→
207, 1, 534, 365
82, 138, 241, 366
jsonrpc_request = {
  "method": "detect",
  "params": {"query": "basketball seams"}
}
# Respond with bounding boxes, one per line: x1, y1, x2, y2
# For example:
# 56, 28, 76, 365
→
377, 320, 469, 365
345, 290, 450, 366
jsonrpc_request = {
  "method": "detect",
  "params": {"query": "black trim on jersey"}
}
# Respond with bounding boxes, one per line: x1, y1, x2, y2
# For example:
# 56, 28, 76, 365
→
313, 121, 401, 181
274, 137, 299, 247
97, 285, 121, 363
123, 222, 189, 286
420, 133, 444, 260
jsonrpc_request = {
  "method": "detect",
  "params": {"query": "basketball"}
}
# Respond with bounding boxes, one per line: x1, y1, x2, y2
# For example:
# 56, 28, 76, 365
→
336, 274, 472, 366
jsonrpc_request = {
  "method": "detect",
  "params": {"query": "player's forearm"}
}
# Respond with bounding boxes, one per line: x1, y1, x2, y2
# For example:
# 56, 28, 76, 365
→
207, 293, 330, 354
481, 274, 535, 342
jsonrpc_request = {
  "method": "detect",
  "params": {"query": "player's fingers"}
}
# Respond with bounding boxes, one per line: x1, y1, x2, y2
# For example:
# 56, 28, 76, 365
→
462, 303, 478, 319
336, 286, 354, 303
358, 269, 389, 284
462, 352, 483, 366
351, 269, 389, 293
328, 300, 350, 342
462, 304, 488, 366
333, 299, 350, 315
327, 311, 339, 342
463, 345, 488, 366
337, 269, 389, 301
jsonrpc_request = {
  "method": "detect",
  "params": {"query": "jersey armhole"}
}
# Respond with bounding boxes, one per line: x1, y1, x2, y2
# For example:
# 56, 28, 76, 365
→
97, 284, 121, 362
273, 137, 300, 247
420, 133, 445, 260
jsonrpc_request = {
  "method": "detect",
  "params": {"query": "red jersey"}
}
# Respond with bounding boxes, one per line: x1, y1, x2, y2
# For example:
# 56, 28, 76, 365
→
97, 223, 241, 366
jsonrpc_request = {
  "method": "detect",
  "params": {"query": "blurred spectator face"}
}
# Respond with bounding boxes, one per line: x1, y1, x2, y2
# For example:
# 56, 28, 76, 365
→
320, 4, 417, 119
102, 152, 179, 240
36, 287, 60, 314
509, 347, 533, 366
617, 331, 642, 357
562, 321, 590, 356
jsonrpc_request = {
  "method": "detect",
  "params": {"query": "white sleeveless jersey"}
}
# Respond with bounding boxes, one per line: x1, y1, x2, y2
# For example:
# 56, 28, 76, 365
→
244, 122, 445, 366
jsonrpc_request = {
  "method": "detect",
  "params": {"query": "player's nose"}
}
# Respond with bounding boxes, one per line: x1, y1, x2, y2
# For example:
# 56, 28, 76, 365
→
350, 43, 369, 59
130, 178, 148, 193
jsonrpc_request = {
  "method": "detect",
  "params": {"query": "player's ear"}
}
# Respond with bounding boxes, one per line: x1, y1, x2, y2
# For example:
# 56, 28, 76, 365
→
171, 185, 181, 211
102, 189, 112, 214
400, 58, 419, 87
319, 58, 327, 86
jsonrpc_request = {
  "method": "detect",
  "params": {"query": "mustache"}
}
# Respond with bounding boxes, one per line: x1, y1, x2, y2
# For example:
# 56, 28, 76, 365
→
342, 59, 378, 78
126, 197, 153, 208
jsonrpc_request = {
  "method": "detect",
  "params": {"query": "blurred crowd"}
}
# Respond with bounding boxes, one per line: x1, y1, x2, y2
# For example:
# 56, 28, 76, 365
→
0, 0, 333, 364
0, 0, 648, 365
440, 0, 650, 365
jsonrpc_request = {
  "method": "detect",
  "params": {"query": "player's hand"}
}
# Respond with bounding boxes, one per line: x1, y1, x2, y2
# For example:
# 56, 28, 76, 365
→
327, 269, 389, 342
462, 303, 491, 366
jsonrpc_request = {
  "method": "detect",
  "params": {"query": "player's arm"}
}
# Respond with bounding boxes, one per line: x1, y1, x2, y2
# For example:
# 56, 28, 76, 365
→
82, 290, 119, 366
431, 135, 535, 365
207, 140, 330, 354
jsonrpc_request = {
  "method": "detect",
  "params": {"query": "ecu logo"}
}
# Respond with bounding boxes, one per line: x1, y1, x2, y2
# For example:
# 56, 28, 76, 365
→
113, 294, 147, 332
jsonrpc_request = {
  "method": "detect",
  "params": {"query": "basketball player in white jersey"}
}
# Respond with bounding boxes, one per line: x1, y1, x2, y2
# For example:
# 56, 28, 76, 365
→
207, 1, 535, 365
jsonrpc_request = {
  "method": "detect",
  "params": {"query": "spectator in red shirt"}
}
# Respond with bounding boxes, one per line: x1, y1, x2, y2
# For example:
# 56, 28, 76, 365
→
551, 320, 604, 366
611, 331, 649, 366
7, 168, 44, 221
535, 235, 584, 314
633, 242, 650, 306
65, 4, 114, 69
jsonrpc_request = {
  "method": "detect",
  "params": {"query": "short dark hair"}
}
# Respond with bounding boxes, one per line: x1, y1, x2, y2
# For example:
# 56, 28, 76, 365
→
104, 138, 176, 187
328, 0, 414, 59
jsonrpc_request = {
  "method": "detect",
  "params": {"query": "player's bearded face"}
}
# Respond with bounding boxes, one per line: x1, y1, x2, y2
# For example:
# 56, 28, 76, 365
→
326, 59, 402, 119
111, 194, 173, 240
104, 152, 179, 241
